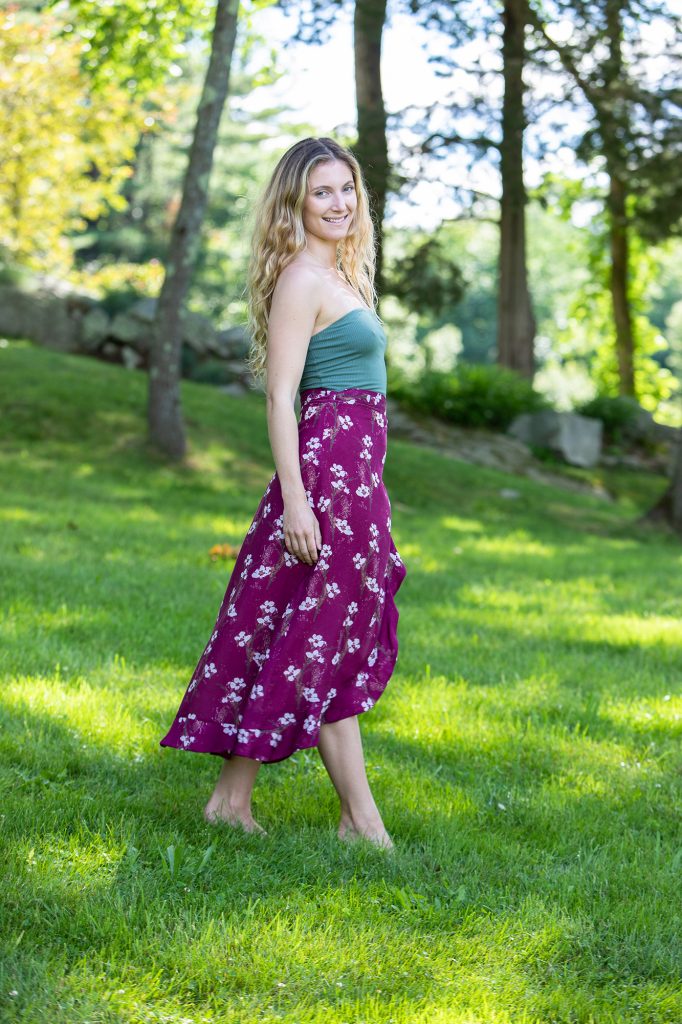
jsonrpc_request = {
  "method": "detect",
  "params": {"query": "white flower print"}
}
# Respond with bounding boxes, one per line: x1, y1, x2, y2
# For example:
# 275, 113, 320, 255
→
338, 414, 353, 430
374, 412, 385, 428
355, 484, 370, 498
228, 676, 245, 690
361, 698, 375, 711
306, 648, 325, 664
386, 516, 392, 530
262, 503, 271, 517
370, 523, 379, 537
368, 647, 378, 667
283, 551, 298, 567
303, 715, 318, 734
250, 684, 264, 699
347, 637, 360, 652
227, 603, 238, 618
317, 495, 331, 512
278, 712, 296, 726
222, 691, 241, 704
347, 601, 358, 615
321, 687, 337, 712
362, 434, 373, 447
353, 553, 366, 569
235, 631, 251, 647
331, 652, 341, 665
261, 600, 277, 614
360, 448, 371, 462
334, 518, 353, 536
251, 565, 272, 579
326, 581, 340, 598
246, 521, 257, 535
270, 732, 282, 747
204, 661, 217, 679
299, 596, 317, 611
303, 687, 320, 703
222, 723, 237, 735
355, 671, 369, 687
284, 665, 301, 682
369, 538, 379, 553
180, 734, 195, 747
322, 427, 333, 439
330, 463, 347, 478
307, 634, 325, 648
237, 729, 250, 743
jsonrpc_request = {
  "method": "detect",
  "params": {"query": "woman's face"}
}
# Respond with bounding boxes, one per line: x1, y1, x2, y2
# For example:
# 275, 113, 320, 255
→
302, 159, 358, 244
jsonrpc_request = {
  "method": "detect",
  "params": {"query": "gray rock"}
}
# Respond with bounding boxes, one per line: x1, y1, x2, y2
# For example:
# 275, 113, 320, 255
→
80, 307, 111, 350
509, 411, 603, 467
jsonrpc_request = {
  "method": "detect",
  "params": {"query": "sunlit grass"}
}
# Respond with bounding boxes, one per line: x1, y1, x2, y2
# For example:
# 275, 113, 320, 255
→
1, 339, 680, 1024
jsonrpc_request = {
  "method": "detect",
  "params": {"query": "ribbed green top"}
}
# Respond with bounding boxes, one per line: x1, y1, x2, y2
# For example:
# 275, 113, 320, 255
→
298, 307, 387, 395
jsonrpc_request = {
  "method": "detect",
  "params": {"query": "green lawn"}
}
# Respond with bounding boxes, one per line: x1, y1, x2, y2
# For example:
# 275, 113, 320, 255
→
1, 339, 680, 1024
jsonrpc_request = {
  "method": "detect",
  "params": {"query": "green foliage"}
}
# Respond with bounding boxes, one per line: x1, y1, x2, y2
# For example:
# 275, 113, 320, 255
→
575, 394, 644, 444
385, 234, 466, 315
389, 361, 550, 430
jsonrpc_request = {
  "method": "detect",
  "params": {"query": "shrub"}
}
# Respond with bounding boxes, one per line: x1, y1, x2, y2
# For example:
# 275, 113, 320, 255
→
389, 362, 550, 431
575, 394, 643, 444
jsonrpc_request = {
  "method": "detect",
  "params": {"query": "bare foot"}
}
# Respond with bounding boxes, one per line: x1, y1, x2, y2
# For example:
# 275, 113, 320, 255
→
338, 816, 394, 851
203, 798, 267, 835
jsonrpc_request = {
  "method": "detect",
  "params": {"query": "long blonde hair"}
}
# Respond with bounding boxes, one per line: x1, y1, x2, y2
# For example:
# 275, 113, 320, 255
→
244, 137, 377, 390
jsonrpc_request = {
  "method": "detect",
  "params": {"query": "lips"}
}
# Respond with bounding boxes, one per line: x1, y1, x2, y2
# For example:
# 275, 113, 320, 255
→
322, 214, 349, 224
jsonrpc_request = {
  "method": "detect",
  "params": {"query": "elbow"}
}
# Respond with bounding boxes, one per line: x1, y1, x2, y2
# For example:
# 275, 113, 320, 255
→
266, 387, 297, 411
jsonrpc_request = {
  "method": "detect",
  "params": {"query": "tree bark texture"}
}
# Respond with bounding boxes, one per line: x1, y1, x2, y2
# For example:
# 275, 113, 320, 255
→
607, 170, 636, 396
147, 0, 240, 459
497, 0, 536, 378
353, 0, 389, 296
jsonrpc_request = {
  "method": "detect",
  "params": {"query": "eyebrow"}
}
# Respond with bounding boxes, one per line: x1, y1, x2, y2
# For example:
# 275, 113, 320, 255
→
310, 180, 354, 190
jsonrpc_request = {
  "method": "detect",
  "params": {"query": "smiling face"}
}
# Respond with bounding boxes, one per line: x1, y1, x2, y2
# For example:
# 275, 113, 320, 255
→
302, 159, 358, 244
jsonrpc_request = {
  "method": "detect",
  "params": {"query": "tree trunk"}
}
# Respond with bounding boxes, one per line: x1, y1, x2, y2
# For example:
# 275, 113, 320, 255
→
642, 428, 682, 532
353, 0, 389, 296
147, 0, 240, 459
497, 0, 536, 378
607, 171, 636, 396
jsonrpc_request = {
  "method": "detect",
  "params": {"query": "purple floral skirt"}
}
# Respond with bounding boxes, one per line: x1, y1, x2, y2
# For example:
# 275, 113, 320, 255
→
159, 387, 407, 764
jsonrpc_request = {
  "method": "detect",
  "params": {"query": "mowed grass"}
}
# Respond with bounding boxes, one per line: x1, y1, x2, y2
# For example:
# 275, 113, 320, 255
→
0, 339, 680, 1024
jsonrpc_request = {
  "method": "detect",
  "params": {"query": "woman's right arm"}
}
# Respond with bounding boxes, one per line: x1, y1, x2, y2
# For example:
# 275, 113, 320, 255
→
265, 266, 323, 566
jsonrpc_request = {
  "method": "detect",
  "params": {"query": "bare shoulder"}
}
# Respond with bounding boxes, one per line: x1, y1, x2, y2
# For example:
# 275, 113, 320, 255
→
272, 260, 323, 313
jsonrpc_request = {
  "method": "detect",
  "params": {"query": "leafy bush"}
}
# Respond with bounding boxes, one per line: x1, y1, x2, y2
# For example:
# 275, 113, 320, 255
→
575, 394, 643, 444
389, 362, 550, 431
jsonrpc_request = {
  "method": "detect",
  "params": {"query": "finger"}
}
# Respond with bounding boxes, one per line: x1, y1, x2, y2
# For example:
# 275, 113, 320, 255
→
298, 533, 315, 565
314, 519, 322, 551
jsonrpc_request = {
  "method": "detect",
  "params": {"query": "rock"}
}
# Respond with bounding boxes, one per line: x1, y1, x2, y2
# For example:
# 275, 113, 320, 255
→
0, 283, 92, 352
509, 411, 603, 468
110, 310, 149, 348
121, 345, 143, 370
80, 307, 111, 350
213, 326, 251, 359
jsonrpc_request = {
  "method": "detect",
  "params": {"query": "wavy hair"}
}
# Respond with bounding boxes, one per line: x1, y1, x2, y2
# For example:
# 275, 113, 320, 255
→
244, 137, 377, 390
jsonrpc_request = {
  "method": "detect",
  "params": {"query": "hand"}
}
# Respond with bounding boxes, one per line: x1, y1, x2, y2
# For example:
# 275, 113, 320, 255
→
283, 498, 322, 565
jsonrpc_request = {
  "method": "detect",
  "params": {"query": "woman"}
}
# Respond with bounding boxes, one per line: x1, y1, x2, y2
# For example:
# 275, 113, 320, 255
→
160, 137, 407, 849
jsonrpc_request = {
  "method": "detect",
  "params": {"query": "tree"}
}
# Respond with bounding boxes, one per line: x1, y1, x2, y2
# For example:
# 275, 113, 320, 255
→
148, 0, 241, 459
0, 8, 139, 274
398, 0, 538, 376
527, 0, 682, 397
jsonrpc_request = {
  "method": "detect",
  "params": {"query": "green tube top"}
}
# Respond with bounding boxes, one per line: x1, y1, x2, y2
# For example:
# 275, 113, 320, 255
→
298, 307, 387, 395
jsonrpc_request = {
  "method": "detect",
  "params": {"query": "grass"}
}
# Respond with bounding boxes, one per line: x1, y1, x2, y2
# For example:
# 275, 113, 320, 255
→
0, 338, 680, 1024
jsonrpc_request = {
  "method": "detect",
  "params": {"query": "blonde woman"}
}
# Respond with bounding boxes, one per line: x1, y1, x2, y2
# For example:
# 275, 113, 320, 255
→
160, 137, 407, 849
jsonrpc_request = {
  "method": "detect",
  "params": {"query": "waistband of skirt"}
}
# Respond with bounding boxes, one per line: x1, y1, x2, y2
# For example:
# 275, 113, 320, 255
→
300, 387, 386, 411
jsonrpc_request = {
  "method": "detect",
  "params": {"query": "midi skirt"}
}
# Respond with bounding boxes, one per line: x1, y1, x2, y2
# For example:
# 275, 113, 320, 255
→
159, 386, 407, 764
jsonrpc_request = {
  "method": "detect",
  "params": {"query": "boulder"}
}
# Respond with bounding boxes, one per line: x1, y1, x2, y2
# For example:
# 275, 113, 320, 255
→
508, 411, 603, 467
0, 283, 92, 353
